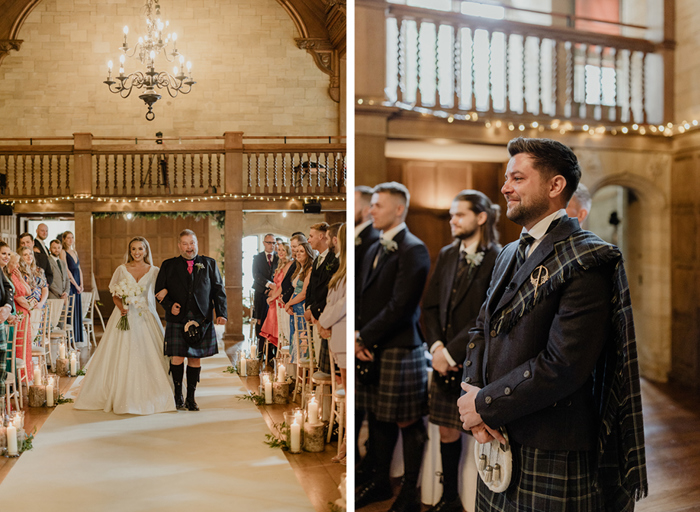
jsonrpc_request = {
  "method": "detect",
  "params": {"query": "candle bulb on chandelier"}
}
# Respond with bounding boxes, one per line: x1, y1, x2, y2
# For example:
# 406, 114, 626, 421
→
123, 25, 129, 47
107, 60, 113, 79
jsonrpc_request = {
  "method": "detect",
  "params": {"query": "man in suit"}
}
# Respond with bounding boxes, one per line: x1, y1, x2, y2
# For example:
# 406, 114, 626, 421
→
34, 223, 51, 259
458, 138, 647, 511
48, 239, 70, 300
422, 190, 501, 512
156, 229, 227, 411
19, 232, 53, 286
355, 186, 380, 303
355, 182, 431, 512
304, 222, 338, 374
252, 233, 278, 359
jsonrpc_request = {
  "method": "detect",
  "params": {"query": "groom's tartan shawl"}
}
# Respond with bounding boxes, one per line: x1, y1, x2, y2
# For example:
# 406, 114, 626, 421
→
492, 230, 648, 503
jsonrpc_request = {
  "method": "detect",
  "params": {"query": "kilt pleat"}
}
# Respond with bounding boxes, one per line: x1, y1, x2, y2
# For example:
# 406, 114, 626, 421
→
356, 346, 428, 423
428, 377, 466, 432
164, 311, 218, 358
476, 443, 606, 512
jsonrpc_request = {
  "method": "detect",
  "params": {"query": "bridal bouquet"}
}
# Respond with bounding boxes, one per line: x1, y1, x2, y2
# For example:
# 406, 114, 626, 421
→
109, 278, 145, 331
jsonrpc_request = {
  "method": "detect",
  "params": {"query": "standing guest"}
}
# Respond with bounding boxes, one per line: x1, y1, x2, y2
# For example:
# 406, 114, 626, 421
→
260, 242, 293, 351
4, 252, 35, 382
0, 242, 16, 402
48, 239, 70, 300
355, 182, 431, 512
34, 223, 52, 259
60, 230, 84, 345
279, 234, 306, 347
19, 232, 53, 287
422, 190, 501, 512
252, 233, 278, 359
305, 222, 338, 373
285, 242, 315, 363
566, 182, 592, 227
457, 137, 647, 511
355, 186, 380, 302
318, 223, 347, 463
18, 246, 48, 341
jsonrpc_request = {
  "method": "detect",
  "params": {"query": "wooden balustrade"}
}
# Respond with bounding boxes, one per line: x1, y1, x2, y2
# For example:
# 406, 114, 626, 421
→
386, 4, 665, 125
0, 134, 346, 199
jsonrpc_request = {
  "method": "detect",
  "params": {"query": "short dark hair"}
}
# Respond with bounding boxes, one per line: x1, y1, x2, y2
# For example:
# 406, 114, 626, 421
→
373, 181, 410, 210
453, 190, 501, 250
291, 231, 305, 238
310, 222, 329, 233
49, 239, 62, 246
507, 137, 581, 202
328, 222, 343, 240
19, 232, 33, 242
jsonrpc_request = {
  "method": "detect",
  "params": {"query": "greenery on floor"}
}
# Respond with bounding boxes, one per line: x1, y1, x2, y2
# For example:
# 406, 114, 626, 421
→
263, 421, 290, 450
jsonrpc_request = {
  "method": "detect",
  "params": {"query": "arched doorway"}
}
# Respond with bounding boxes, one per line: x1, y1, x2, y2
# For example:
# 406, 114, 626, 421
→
587, 177, 671, 382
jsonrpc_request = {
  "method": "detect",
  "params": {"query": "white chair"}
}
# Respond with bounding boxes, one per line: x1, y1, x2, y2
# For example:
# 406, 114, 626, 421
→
81, 291, 97, 347
326, 354, 345, 450
63, 295, 76, 349
31, 305, 50, 379
4, 324, 21, 412
48, 298, 68, 362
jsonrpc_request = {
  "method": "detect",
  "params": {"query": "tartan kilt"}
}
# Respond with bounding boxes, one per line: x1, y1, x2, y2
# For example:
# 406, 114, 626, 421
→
164, 311, 218, 358
356, 345, 428, 423
476, 443, 607, 512
428, 377, 466, 432
0, 324, 7, 398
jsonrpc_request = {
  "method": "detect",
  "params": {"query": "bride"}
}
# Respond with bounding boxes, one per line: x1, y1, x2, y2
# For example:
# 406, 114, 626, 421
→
75, 237, 175, 415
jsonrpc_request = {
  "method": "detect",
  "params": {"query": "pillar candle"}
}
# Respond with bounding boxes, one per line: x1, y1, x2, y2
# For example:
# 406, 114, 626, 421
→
277, 364, 286, 383
264, 380, 272, 404
251, 343, 257, 359
240, 352, 246, 377
307, 398, 319, 424
46, 383, 54, 407
34, 368, 42, 385
6, 425, 18, 456
290, 419, 301, 452
294, 409, 303, 424
59, 342, 66, 359
70, 353, 77, 375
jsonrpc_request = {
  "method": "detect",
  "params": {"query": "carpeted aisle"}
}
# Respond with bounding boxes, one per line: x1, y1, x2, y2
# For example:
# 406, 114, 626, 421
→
0, 350, 313, 512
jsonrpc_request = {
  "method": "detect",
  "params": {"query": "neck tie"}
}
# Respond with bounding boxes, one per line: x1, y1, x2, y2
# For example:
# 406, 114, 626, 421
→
267, 253, 272, 267
187, 260, 194, 274
514, 233, 535, 272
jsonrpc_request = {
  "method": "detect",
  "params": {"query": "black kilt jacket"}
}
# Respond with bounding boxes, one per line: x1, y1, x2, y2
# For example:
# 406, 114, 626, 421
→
462, 217, 615, 452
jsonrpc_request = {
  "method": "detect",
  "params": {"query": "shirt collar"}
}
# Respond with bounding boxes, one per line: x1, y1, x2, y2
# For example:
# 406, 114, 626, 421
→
355, 219, 373, 237
380, 222, 407, 242
522, 209, 567, 241
460, 239, 479, 256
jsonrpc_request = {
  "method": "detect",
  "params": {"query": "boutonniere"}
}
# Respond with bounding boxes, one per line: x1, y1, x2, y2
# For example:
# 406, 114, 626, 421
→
355, 236, 362, 246
380, 238, 398, 254
325, 262, 335, 272
465, 251, 485, 267
195, 263, 205, 271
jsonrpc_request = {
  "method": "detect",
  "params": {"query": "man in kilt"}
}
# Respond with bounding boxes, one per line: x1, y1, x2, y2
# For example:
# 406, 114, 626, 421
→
422, 190, 501, 512
458, 138, 647, 511
355, 182, 431, 512
156, 229, 227, 411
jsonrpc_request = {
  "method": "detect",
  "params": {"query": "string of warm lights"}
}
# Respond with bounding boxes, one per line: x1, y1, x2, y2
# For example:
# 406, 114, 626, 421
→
5, 193, 345, 206
358, 98, 700, 137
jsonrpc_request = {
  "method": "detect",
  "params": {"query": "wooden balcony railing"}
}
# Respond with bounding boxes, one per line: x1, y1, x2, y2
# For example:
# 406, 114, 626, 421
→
386, 4, 668, 125
0, 133, 346, 200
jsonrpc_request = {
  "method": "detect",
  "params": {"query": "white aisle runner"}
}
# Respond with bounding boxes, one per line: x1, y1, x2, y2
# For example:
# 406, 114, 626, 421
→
0, 350, 313, 512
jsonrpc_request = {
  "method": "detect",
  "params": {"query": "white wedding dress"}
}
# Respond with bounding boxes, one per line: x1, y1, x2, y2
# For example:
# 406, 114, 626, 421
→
74, 265, 176, 415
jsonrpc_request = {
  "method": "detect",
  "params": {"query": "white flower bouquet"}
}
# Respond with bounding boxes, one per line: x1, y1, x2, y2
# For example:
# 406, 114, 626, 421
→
109, 278, 145, 331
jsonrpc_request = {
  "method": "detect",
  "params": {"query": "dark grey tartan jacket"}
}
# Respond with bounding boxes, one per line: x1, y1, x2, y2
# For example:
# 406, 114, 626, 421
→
462, 215, 647, 502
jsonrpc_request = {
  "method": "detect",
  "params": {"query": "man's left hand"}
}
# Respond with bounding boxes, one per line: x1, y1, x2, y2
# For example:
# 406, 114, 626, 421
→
318, 325, 331, 339
303, 309, 312, 322
458, 382, 483, 430
215, 317, 227, 325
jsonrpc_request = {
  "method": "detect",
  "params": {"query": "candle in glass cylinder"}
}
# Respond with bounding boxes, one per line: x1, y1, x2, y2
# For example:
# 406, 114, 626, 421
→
294, 408, 303, 425
290, 419, 301, 453
277, 363, 286, 383
307, 397, 319, 424
46, 382, 54, 407
6, 424, 18, 456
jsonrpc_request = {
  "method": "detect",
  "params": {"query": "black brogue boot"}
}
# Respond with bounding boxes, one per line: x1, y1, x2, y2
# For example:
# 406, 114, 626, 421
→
388, 420, 428, 512
170, 362, 185, 410
185, 365, 201, 411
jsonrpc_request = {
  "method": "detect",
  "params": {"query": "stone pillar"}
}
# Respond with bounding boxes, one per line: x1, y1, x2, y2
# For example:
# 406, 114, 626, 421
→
223, 131, 244, 342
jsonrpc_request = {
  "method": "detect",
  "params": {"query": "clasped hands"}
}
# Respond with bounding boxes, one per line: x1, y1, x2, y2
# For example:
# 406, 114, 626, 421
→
458, 382, 506, 445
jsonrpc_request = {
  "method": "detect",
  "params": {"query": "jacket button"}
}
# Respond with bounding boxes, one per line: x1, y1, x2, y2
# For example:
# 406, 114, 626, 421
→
452, 288, 457, 293
485, 396, 492, 404
468, 342, 475, 349
490, 330, 497, 337
523, 370, 531, 378
464, 377, 471, 383
447, 324, 451, 329
465, 360, 472, 367
504, 387, 511, 395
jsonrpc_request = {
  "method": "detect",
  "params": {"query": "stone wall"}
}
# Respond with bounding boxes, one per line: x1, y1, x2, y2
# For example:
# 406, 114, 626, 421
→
0, 0, 338, 137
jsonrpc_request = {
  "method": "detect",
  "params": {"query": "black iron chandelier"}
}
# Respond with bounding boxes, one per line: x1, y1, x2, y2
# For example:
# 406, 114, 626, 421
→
103, 0, 195, 121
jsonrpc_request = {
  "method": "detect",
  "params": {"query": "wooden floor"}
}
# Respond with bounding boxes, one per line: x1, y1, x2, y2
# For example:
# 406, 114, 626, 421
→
1, 329, 345, 512
358, 378, 700, 512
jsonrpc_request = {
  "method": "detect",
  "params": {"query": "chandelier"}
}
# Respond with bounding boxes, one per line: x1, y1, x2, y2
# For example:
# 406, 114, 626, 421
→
103, 0, 195, 121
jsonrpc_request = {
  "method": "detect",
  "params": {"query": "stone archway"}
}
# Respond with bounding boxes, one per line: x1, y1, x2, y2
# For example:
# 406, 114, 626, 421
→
587, 173, 671, 382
